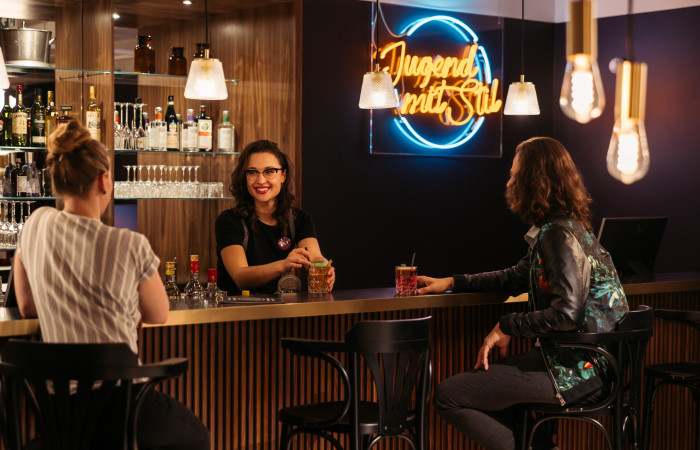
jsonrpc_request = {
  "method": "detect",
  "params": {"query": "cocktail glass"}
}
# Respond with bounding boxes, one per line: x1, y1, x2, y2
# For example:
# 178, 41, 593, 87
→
395, 265, 418, 296
308, 261, 331, 294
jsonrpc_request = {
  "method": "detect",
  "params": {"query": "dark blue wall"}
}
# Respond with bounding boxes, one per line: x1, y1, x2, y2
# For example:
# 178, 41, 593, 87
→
301, 0, 700, 290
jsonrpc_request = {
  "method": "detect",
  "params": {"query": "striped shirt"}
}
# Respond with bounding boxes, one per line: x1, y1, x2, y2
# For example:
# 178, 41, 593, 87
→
17, 207, 159, 354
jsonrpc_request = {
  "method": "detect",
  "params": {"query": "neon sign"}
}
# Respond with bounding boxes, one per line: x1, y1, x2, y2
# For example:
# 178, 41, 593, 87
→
370, 13, 503, 154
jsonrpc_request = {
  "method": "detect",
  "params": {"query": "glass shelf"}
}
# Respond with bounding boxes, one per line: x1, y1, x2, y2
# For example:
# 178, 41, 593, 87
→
114, 196, 231, 200
0, 146, 47, 153
0, 197, 57, 201
111, 149, 238, 155
6, 64, 111, 74
114, 71, 239, 86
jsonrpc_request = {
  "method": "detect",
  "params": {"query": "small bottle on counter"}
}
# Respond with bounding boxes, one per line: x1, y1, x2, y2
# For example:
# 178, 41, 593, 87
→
184, 254, 203, 305
205, 269, 218, 301
165, 261, 180, 307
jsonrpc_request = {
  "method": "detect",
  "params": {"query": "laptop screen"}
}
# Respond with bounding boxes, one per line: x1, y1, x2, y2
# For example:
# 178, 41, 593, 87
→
597, 217, 668, 283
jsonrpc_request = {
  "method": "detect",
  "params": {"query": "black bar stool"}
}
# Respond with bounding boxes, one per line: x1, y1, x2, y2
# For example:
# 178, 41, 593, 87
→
641, 309, 700, 450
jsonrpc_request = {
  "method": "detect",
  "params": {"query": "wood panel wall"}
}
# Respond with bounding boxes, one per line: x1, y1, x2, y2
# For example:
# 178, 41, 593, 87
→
131, 1, 299, 282
137, 291, 700, 450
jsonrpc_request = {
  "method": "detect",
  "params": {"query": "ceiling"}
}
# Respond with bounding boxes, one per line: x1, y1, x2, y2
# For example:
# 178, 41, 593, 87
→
3, 0, 700, 26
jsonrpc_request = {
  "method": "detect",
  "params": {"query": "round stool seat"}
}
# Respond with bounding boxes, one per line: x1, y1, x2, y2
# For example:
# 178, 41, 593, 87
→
645, 362, 700, 382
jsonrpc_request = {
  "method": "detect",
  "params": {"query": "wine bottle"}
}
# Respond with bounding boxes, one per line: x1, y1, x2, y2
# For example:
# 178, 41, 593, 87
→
30, 89, 46, 147
45, 91, 57, 140
0, 91, 12, 146
165, 95, 179, 151
3, 154, 15, 197
86, 85, 101, 142
12, 85, 29, 147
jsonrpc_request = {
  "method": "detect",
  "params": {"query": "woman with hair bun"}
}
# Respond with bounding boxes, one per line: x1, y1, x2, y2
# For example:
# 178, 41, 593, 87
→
417, 137, 629, 450
14, 119, 210, 450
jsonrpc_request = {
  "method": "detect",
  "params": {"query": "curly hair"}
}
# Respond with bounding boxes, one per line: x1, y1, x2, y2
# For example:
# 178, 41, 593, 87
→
505, 137, 592, 230
46, 119, 109, 197
229, 140, 296, 234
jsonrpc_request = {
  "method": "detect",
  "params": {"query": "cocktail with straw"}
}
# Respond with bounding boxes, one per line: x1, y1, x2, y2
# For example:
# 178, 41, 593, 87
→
308, 259, 333, 294
395, 253, 417, 296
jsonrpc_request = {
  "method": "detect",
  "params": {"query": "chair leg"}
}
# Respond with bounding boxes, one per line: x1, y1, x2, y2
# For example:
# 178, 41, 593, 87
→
695, 390, 700, 450
641, 376, 657, 450
279, 423, 292, 450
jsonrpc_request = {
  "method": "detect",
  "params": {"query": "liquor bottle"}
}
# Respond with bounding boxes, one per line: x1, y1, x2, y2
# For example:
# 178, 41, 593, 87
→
30, 89, 46, 147
151, 107, 166, 151
56, 105, 73, 125
216, 110, 235, 152
0, 91, 11, 146
86, 85, 101, 142
10, 154, 24, 197
20, 152, 39, 197
165, 261, 180, 306
182, 109, 197, 152
12, 85, 29, 147
184, 254, 203, 304
113, 106, 123, 149
45, 91, 57, 140
196, 105, 212, 151
165, 95, 179, 151
3, 154, 15, 196
205, 268, 219, 301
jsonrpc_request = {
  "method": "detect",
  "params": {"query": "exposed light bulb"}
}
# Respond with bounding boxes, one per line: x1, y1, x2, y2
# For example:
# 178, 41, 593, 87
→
606, 60, 649, 184
607, 120, 649, 184
560, 54, 605, 123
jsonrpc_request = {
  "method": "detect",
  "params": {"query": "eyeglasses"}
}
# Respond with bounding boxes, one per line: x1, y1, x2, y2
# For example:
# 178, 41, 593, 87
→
245, 168, 284, 180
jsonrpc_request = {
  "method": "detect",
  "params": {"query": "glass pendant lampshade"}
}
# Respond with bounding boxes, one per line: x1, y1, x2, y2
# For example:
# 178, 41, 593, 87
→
503, 0, 540, 116
503, 75, 540, 115
0, 48, 9, 90
184, 49, 228, 100
606, 60, 649, 184
560, 0, 605, 123
359, 64, 398, 109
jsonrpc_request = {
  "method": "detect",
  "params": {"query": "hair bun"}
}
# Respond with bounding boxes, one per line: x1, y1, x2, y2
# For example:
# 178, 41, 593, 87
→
47, 120, 93, 155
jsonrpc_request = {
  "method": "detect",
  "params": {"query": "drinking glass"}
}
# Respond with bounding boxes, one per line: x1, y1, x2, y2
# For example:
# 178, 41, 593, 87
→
308, 262, 331, 294
395, 265, 418, 296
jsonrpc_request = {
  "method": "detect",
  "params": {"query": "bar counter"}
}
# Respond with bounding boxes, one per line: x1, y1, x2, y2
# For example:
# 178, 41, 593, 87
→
1, 273, 699, 449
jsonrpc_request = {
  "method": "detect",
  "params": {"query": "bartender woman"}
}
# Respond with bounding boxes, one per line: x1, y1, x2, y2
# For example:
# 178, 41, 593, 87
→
216, 140, 335, 294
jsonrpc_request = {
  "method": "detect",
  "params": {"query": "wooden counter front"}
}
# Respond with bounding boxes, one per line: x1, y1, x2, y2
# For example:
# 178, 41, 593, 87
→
2, 275, 699, 449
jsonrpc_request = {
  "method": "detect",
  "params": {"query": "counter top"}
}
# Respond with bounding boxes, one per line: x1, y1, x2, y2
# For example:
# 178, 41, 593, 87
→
2, 272, 698, 337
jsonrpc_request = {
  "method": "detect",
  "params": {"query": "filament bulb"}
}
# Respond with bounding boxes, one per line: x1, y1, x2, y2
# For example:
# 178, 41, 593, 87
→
560, 54, 605, 123
606, 120, 650, 184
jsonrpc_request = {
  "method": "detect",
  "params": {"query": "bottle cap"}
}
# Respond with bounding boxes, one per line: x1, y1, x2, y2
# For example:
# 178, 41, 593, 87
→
242, 290, 250, 297
166, 261, 175, 270
208, 268, 217, 282
168, 95, 174, 102
190, 254, 199, 261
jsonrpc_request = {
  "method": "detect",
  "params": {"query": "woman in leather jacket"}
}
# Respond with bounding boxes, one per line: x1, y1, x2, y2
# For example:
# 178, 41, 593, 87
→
417, 137, 629, 450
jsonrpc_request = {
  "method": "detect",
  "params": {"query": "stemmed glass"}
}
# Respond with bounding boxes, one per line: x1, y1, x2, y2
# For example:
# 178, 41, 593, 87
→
8, 202, 18, 249
0, 201, 8, 248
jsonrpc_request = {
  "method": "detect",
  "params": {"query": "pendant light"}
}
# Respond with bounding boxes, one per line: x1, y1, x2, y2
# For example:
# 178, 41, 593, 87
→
0, 48, 9, 90
503, 0, 540, 115
184, 0, 227, 100
358, 0, 398, 109
606, 0, 649, 184
560, 0, 605, 123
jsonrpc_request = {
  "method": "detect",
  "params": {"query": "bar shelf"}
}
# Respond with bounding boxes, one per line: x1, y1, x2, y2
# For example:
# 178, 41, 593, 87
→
111, 149, 238, 155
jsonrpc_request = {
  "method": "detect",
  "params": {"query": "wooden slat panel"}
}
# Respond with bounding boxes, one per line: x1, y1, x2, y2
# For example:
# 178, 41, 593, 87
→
136, 290, 699, 450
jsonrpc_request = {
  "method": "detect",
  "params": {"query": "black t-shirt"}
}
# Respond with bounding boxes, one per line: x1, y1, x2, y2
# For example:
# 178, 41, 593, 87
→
215, 207, 317, 294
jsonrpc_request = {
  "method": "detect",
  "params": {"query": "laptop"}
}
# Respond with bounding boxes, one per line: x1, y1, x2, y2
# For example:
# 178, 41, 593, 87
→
597, 217, 668, 283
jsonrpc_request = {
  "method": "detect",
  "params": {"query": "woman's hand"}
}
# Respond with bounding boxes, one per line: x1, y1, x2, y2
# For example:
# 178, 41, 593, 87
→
282, 248, 312, 272
475, 323, 511, 370
416, 276, 453, 294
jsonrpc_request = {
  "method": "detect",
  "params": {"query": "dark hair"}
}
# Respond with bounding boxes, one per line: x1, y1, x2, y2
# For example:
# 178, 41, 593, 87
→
229, 140, 296, 233
505, 137, 592, 230
46, 120, 109, 197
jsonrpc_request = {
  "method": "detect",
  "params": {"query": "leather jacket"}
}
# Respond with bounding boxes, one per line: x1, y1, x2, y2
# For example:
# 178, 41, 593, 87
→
453, 217, 629, 404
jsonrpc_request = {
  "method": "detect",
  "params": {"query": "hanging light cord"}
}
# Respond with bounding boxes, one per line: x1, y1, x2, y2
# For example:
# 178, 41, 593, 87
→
520, 0, 525, 76
205, 0, 210, 47
374, 0, 380, 67
626, 0, 634, 60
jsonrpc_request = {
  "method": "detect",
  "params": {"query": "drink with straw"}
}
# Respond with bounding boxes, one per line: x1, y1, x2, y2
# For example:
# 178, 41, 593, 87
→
308, 260, 332, 294
395, 264, 418, 295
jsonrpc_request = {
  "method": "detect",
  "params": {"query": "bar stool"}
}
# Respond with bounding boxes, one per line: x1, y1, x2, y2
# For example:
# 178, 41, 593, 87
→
642, 309, 700, 450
